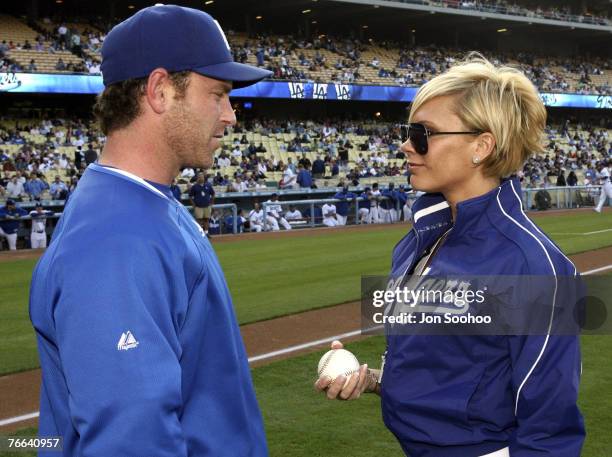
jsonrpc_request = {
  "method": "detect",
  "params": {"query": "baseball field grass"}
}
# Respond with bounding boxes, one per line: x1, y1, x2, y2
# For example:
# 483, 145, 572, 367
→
1, 334, 611, 457
1, 211, 611, 375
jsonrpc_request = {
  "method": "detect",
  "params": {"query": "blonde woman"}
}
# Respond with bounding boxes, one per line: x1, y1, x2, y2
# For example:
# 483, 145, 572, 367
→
316, 54, 584, 457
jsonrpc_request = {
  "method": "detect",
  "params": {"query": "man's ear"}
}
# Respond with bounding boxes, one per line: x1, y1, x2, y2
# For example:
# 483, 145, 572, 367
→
144, 68, 173, 115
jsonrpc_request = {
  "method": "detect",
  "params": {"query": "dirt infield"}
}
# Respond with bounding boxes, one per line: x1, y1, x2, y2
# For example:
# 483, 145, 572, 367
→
1, 243, 610, 432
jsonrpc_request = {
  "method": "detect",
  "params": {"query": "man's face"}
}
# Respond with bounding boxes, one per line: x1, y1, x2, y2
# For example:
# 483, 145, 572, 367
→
163, 73, 236, 170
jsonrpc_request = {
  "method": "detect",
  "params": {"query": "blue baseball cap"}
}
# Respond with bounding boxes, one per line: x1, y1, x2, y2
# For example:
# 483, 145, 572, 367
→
101, 4, 272, 88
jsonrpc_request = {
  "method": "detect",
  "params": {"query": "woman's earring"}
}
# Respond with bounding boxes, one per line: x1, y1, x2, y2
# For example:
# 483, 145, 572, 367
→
472, 156, 481, 164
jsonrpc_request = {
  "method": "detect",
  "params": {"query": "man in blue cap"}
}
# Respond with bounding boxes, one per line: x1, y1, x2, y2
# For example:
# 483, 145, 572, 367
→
29, 5, 270, 456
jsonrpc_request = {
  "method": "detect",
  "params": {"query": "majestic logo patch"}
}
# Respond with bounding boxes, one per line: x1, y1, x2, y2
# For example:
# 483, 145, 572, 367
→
117, 331, 139, 351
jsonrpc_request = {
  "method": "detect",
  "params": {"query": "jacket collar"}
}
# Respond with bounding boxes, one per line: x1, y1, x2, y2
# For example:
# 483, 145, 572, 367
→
412, 177, 522, 238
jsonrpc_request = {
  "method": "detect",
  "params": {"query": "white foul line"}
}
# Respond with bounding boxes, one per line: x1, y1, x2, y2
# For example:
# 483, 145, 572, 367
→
584, 228, 612, 235
0, 412, 39, 427
551, 228, 612, 236
582, 264, 612, 275
247, 329, 365, 363
1, 265, 610, 428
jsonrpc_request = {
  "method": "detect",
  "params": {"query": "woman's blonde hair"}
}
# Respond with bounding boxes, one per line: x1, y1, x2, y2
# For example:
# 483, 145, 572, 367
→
409, 53, 546, 178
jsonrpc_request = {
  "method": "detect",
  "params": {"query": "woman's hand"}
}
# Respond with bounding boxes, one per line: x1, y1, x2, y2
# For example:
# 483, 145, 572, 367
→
314, 340, 377, 400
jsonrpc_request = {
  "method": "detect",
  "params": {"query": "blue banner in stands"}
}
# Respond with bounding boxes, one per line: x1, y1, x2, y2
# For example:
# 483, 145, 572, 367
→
1, 72, 610, 109
0, 72, 104, 94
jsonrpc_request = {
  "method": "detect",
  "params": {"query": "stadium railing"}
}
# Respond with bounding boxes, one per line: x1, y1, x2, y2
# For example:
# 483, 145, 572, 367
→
522, 185, 603, 211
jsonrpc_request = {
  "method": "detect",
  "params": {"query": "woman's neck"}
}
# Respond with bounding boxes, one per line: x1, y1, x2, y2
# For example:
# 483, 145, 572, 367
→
444, 176, 501, 221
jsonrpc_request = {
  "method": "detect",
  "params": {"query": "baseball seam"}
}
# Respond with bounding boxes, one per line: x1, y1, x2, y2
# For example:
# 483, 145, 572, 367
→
318, 351, 335, 377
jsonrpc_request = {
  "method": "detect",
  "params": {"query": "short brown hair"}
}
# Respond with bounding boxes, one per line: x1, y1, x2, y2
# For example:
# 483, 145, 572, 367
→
93, 71, 191, 135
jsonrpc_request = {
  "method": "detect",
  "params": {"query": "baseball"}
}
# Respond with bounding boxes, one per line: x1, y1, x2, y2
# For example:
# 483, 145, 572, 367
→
317, 349, 360, 388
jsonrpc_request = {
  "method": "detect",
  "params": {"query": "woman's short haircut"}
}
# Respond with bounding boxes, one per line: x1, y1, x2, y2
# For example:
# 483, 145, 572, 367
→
409, 52, 546, 178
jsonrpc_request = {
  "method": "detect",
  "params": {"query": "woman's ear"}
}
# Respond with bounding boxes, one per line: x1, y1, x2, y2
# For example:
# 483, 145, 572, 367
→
474, 132, 496, 162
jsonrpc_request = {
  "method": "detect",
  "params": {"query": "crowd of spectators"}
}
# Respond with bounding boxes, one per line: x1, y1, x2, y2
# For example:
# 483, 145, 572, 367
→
426, 0, 611, 25
228, 33, 611, 95
30, 18, 105, 73
0, 114, 610, 247
2, 12, 610, 94
1, 115, 610, 204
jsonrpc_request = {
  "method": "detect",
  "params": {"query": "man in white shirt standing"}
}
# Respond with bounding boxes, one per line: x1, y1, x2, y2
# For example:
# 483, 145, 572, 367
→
594, 161, 611, 213
368, 183, 382, 223
321, 202, 338, 227
29, 202, 54, 249
6, 176, 25, 199
280, 164, 297, 189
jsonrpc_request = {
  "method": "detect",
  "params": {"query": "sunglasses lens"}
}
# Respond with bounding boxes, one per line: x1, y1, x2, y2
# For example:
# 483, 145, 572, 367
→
408, 124, 428, 155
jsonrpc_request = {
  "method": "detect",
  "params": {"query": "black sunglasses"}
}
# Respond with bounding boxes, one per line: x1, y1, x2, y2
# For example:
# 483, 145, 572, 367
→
399, 123, 482, 155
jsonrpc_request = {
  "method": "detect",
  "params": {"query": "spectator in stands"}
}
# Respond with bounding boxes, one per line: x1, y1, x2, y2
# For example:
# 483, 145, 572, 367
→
25, 174, 49, 199
311, 156, 326, 179
84, 143, 98, 165
296, 163, 313, 188
74, 146, 84, 169
57, 23, 68, 45
280, 163, 297, 189
286, 157, 297, 174
567, 171, 578, 186
181, 167, 196, 179
6, 175, 25, 199
0, 199, 27, 250
229, 175, 248, 192
217, 151, 231, 168
27, 59, 37, 72
55, 58, 66, 71
189, 172, 215, 236
556, 170, 567, 186
49, 176, 68, 199
231, 144, 242, 162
